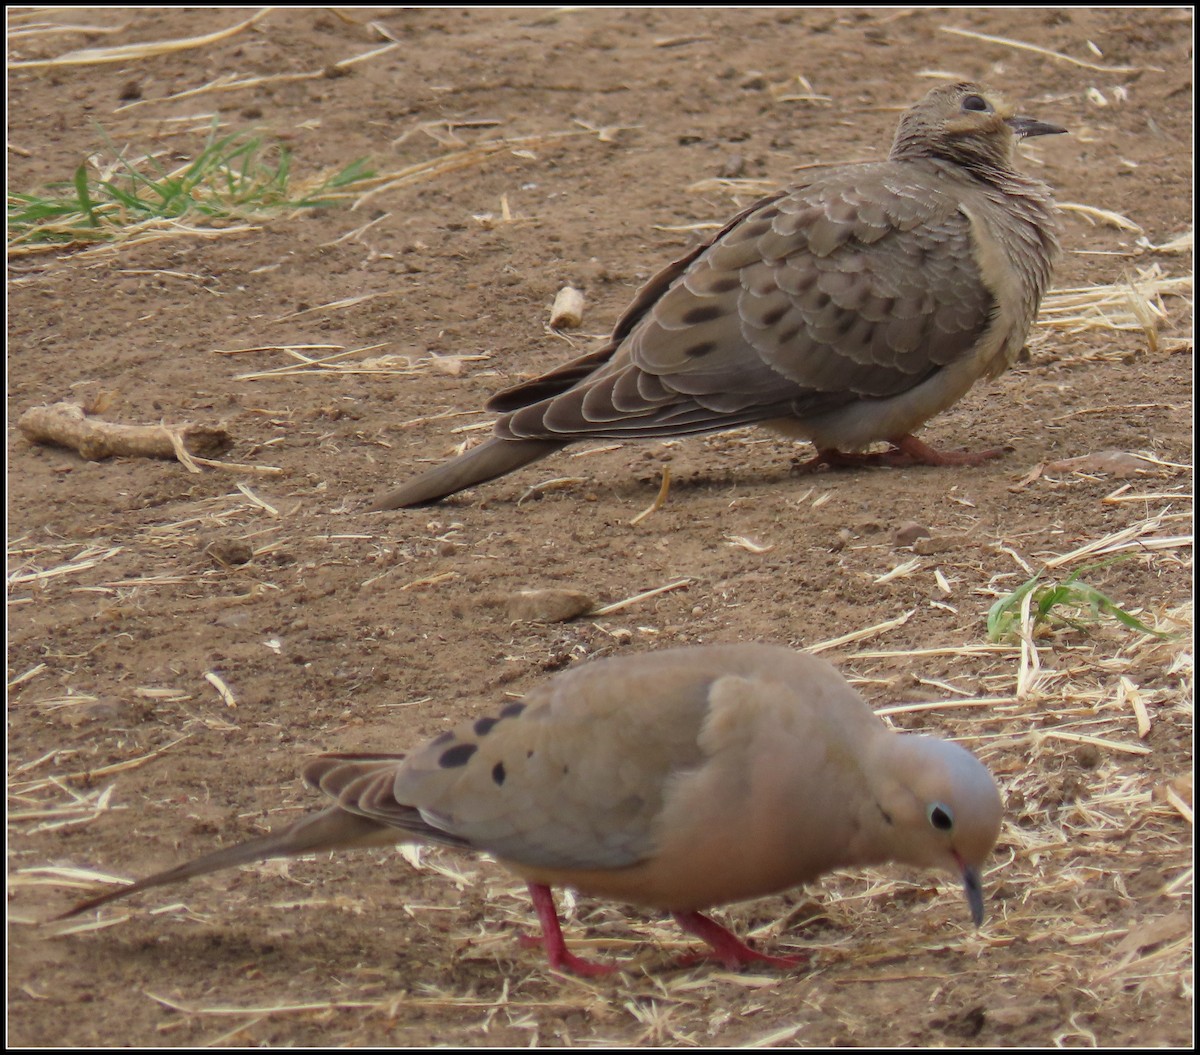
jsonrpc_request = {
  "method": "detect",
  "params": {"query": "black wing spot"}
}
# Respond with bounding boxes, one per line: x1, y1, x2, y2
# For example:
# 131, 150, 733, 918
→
759, 305, 788, 328
685, 340, 718, 358
439, 743, 478, 768
474, 716, 499, 737
430, 731, 455, 747
492, 761, 506, 786
681, 304, 724, 325
736, 219, 772, 240
499, 702, 526, 719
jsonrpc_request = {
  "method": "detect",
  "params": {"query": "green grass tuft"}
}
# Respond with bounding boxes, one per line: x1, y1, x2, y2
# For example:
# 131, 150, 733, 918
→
8, 121, 374, 250
986, 559, 1173, 643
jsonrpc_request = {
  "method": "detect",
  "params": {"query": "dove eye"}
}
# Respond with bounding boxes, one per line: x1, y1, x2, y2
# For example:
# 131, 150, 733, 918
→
962, 94, 991, 113
927, 803, 955, 831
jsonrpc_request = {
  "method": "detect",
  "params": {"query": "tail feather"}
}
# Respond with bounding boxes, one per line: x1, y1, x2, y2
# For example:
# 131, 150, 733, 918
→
485, 344, 617, 412
365, 437, 565, 510
54, 807, 392, 920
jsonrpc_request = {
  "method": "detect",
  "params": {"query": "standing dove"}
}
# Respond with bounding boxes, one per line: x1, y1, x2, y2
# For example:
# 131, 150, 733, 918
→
56, 644, 1003, 976
368, 82, 1064, 509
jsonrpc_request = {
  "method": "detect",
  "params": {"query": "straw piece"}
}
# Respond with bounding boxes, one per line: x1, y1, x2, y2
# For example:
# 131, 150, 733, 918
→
805, 610, 916, 654
938, 26, 1154, 72
591, 578, 693, 616
351, 130, 593, 211
1039, 730, 1152, 756
517, 477, 588, 503
629, 468, 672, 525
9, 9, 271, 67
8, 664, 47, 691
8, 546, 123, 586
1058, 203, 1142, 232
204, 671, 238, 708
16, 737, 191, 794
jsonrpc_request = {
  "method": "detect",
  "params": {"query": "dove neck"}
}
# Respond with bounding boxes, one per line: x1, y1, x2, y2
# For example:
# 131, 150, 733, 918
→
858, 734, 957, 867
890, 135, 1022, 187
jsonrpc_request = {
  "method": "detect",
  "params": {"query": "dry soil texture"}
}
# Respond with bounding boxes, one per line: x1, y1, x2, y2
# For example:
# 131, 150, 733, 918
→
8, 7, 1193, 1048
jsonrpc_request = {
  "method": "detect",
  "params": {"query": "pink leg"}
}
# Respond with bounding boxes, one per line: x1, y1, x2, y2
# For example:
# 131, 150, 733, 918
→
793, 434, 1007, 473
525, 883, 620, 977
792, 446, 893, 472
672, 911, 807, 970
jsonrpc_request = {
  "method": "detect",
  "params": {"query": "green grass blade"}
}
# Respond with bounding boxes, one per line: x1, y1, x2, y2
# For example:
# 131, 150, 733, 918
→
72, 165, 100, 227
987, 573, 1042, 642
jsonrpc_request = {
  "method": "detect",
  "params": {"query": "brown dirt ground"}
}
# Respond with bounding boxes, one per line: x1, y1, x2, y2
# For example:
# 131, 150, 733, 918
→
7, 7, 1193, 1048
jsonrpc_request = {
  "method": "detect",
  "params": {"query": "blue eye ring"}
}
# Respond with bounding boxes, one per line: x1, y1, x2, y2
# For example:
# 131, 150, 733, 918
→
928, 803, 955, 831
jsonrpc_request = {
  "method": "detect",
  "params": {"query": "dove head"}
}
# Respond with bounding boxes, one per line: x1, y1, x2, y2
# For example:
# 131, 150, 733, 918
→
890, 82, 1067, 172
872, 733, 1004, 925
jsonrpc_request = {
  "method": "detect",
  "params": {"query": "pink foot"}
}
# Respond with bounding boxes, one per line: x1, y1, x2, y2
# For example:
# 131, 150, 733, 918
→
671, 911, 807, 971
525, 883, 621, 977
888, 434, 1008, 467
794, 434, 1007, 473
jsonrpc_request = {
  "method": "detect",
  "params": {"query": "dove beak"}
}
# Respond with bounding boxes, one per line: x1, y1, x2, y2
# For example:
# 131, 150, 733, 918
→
954, 850, 986, 926
1006, 115, 1068, 139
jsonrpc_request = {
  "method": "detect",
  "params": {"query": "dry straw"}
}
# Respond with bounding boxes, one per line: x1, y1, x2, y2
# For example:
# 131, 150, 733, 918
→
8, 11, 1193, 1043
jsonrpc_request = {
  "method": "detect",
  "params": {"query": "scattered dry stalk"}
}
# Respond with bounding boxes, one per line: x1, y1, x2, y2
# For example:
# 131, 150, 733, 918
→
17, 402, 231, 471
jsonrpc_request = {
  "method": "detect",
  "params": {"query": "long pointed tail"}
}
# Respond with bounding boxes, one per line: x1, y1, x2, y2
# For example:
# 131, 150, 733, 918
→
54, 807, 393, 920
364, 437, 565, 510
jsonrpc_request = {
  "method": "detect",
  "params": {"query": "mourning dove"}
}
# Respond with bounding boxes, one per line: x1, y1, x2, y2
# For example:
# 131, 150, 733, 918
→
368, 82, 1064, 509
56, 644, 1002, 976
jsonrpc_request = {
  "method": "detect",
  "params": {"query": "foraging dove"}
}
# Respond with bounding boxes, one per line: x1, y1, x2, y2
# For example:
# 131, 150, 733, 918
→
57, 644, 1002, 976
368, 82, 1063, 509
